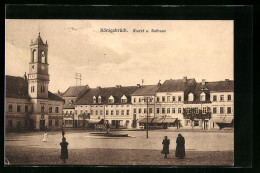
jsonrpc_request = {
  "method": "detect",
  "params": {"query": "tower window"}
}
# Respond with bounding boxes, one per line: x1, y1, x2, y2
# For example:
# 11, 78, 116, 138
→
41, 85, 45, 92
31, 86, 35, 93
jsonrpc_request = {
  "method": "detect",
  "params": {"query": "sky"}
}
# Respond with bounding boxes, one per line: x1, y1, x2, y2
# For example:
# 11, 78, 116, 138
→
5, 20, 234, 93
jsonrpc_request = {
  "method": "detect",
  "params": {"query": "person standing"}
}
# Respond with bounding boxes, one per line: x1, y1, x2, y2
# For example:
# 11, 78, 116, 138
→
42, 131, 48, 143
175, 134, 185, 159
60, 137, 69, 164
106, 122, 110, 133
161, 136, 170, 158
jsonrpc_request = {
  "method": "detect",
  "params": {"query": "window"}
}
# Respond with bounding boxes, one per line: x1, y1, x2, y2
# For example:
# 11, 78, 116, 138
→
202, 107, 207, 114
108, 99, 114, 103
227, 107, 232, 114
25, 105, 28, 112
228, 95, 232, 101
70, 111, 72, 114
96, 110, 98, 115
178, 108, 181, 113
162, 108, 165, 113
49, 120, 52, 126
121, 98, 127, 103
213, 107, 217, 114
8, 120, 13, 127
8, 105, 13, 112
41, 106, 45, 113
17, 105, 21, 112
195, 108, 199, 114
66, 111, 68, 114
157, 108, 160, 114
55, 107, 59, 113
106, 110, 109, 115
172, 108, 175, 113
100, 110, 103, 115
49, 107, 52, 113
134, 108, 136, 114
139, 98, 142, 103
111, 110, 114, 115
157, 97, 160, 102
167, 96, 170, 102
162, 96, 165, 102
121, 110, 124, 115
55, 119, 59, 126
139, 108, 142, 114
188, 94, 194, 101
194, 120, 199, 126
91, 110, 93, 115
93, 96, 96, 103
172, 96, 176, 102
167, 108, 170, 113
200, 93, 206, 101
220, 95, 224, 101
220, 107, 225, 114
127, 110, 129, 115
80, 110, 83, 114
149, 108, 153, 114
134, 98, 136, 103
41, 85, 45, 93
178, 96, 182, 102
213, 95, 217, 101
144, 108, 147, 113
31, 86, 35, 93
116, 110, 119, 115
98, 96, 102, 103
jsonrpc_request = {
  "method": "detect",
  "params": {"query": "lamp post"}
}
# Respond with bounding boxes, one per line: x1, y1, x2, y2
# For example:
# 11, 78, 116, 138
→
143, 96, 153, 138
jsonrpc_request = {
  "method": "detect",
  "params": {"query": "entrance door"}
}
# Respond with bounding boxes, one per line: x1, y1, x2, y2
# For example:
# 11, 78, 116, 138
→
204, 120, 209, 130
40, 120, 45, 130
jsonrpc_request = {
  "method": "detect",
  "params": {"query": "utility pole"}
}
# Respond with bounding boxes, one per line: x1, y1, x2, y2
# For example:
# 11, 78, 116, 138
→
75, 73, 82, 86
144, 96, 153, 138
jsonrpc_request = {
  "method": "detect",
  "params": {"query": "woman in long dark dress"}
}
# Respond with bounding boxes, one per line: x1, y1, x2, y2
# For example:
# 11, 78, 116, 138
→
60, 137, 69, 163
161, 136, 170, 158
175, 134, 185, 158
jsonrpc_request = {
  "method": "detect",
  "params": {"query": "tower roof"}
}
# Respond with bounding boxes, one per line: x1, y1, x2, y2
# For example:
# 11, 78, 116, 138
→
31, 32, 46, 46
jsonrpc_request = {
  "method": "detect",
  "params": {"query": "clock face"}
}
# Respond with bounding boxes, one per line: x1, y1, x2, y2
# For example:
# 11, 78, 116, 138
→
41, 65, 45, 70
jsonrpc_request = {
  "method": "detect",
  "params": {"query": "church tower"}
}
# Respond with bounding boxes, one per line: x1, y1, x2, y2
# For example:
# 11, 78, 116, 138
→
28, 33, 49, 99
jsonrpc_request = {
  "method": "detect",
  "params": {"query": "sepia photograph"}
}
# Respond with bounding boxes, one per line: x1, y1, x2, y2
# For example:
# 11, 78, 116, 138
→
5, 19, 234, 166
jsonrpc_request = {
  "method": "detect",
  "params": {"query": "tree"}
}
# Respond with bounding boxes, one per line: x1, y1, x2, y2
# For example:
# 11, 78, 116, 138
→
183, 108, 211, 130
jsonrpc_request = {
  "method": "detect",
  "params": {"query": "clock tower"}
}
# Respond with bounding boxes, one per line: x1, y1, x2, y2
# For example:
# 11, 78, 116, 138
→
28, 33, 49, 99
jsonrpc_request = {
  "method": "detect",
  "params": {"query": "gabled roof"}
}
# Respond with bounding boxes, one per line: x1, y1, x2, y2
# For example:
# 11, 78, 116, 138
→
74, 86, 139, 105
5, 75, 29, 99
5, 75, 64, 102
131, 85, 160, 96
62, 85, 89, 97
157, 78, 196, 92
210, 80, 234, 92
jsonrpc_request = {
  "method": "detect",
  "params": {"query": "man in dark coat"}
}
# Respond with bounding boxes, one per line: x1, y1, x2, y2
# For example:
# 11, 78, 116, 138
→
161, 136, 170, 158
175, 134, 185, 158
60, 137, 69, 164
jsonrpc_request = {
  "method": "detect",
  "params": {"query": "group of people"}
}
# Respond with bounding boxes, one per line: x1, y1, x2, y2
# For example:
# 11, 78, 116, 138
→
161, 134, 185, 159
42, 130, 69, 164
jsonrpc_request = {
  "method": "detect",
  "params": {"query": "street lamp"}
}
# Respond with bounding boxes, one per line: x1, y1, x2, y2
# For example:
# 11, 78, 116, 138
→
143, 96, 153, 138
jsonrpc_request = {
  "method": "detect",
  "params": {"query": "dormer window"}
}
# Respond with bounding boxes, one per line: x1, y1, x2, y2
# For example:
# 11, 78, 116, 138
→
200, 92, 206, 101
121, 95, 127, 103
188, 93, 194, 101
98, 95, 102, 103
93, 96, 96, 103
108, 95, 114, 103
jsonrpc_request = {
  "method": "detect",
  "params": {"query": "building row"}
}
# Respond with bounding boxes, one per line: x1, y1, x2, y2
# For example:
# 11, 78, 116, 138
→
62, 77, 234, 130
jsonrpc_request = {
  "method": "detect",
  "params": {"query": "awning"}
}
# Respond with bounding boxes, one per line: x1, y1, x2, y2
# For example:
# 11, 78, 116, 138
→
138, 118, 153, 123
162, 118, 177, 124
87, 119, 103, 124
151, 118, 165, 124
212, 118, 233, 124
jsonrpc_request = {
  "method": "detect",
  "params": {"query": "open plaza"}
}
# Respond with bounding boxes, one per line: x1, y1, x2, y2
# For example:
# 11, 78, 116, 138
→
5, 129, 234, 166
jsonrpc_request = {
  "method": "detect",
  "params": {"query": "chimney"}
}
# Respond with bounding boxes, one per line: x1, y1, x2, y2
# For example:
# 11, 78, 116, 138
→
24, 72, 27, 81
225, 79, 229, 82
137, 84, 141, 88
183, 76, 187, 83
202, 79, 206, 85
116, 85, 121, 88
158, 80, 161, 86
58, 90, 60, 94
97, 86, 101, 89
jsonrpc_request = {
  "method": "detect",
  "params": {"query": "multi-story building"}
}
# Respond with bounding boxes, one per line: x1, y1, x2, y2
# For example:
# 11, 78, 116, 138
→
5, 33, 64, 132
74, 85, 140, 129
131, 85, 160, 128
61, 86, 89, 127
